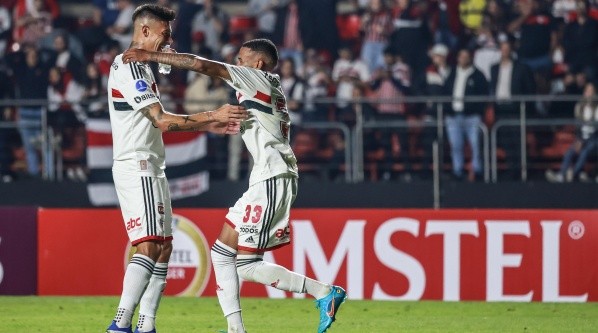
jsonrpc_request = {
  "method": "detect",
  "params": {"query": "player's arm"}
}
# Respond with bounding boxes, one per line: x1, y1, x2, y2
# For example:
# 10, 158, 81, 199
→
123, 49, 231, 81
140, 102, 245, 133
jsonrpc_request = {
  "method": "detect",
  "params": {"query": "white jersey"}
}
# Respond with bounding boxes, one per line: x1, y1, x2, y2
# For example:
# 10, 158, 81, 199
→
224, 64, 298, 185
107, 54, 165, 176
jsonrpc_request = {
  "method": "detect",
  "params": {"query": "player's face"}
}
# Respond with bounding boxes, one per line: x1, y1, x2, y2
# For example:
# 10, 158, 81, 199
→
236, 47, 262, 69
144, 20, 172, 52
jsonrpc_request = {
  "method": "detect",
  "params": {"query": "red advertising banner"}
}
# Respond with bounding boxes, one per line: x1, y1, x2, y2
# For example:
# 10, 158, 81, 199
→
38, 208, 598, 301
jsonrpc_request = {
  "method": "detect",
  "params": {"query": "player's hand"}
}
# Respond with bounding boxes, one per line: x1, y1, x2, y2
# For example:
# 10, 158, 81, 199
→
212, 104, 248, 123
210, 121, 241, 135
123, 49, 150, 63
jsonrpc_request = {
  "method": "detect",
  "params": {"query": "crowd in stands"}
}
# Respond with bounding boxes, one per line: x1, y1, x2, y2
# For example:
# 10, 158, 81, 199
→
0, 0, 597, 183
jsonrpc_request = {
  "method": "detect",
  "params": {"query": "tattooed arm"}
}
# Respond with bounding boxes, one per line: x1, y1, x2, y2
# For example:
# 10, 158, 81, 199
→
139, 102, 246, 133
123, 49, 231, 81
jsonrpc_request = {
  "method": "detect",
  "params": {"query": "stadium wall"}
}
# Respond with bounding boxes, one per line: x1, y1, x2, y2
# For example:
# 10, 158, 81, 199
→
2, 207, 598, 301
0, 180, 596, 208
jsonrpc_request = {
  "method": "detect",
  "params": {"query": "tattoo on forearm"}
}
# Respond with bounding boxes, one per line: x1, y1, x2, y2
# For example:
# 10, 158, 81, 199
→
184, 116, 197, 124
150, 53, 199, 71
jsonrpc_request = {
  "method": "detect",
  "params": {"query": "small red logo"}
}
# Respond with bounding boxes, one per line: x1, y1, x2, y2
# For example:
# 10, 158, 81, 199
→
270, 279, 280, 288
158, 202, 164, 215
126, 217, 141, 231
216, 284, 223, 291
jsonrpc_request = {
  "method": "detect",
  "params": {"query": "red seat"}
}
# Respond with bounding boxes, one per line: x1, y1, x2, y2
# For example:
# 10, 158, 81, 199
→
229, 16, 257, 34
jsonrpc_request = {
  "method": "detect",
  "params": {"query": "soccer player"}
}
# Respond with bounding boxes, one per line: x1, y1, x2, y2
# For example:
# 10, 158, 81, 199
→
107, 4, 248, 333
122, 39, 347, 333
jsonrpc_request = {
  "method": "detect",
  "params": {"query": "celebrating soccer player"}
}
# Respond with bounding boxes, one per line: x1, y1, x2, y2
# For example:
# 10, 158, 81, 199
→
123, 38, 347, 333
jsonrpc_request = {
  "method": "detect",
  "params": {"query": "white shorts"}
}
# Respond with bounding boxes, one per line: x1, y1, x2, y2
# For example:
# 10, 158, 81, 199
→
113, 171, 173, 245
226, 175, 297, 253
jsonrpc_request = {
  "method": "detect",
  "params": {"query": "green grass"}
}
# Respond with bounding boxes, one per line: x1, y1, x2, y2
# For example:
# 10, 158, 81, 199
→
0, 296, 597, 332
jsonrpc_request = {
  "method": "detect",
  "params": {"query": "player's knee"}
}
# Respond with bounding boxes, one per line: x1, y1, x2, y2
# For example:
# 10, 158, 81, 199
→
236, 255, 263, 282
135, 240, 162, 261
211, 240, 237, 265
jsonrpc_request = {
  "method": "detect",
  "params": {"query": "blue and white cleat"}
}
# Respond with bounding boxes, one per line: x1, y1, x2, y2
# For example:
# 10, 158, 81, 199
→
106, 321, 133, 333
315, 286, 347, 333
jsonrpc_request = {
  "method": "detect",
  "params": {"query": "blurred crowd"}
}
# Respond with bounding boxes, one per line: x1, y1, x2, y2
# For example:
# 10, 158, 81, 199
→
0, 0, 597, 183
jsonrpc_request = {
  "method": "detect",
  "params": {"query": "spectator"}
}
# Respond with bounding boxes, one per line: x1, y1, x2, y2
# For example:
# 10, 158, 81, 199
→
443, 48, 489, 181
490, 39, 535, 180
422, 43, 451, 177
12, 0, 58, 45
563, 0, 598, 80
389, 0, 432, 95
508, 0, 557, 101
369, 48, 412, 180
546, 82, 598, 182
47, 66, 86, 181
303, 49, 332, 122
105, 0, 135, 51
278, 57, 305, 130
191, 0, 228, 54
470, 24, 501, 80
273, 0, 304, 75
247, 0, 277, 40
359, 0, 393, 73
331, 45, 370, 123
49, 32, 85, 84
9, 44, 50, 178
82, 62, 107, 118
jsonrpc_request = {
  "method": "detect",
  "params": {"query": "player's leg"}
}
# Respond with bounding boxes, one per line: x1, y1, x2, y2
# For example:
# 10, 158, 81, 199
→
107, 174, 162, 333
136, 177, 174, 333
234, 176, 346, 333
211, 224, 246, 333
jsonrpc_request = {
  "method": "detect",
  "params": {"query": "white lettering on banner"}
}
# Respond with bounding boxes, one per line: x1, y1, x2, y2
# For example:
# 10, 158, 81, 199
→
372, 218, 425, 300
485, 221, 533, 301
541, 221, 588, 302
0, 237, 3, 286
292, 220, 365, 299
425, 221, 479, 301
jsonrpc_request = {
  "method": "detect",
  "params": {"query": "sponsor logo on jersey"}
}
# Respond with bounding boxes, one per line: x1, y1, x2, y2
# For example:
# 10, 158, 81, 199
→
124, 214, 211, 296
135, 80, 148, 92
134, 93, 155, 103
126, 217, 141, 231
240, 226, 259, 234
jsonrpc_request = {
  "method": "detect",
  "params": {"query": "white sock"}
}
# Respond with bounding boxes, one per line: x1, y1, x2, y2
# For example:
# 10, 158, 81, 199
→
114, 254, 155, 328
236, 254, 328, 297
137, 262, 168, 332
211, 240, 246, 333
305, 278, 332, 300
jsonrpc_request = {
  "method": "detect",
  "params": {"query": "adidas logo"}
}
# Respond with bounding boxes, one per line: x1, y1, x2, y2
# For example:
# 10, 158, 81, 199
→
246, 236, 255, 243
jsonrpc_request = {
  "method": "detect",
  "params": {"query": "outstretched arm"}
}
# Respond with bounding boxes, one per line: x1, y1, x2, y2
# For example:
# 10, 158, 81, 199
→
123, 49, 232, 81
140, 102, 246, 133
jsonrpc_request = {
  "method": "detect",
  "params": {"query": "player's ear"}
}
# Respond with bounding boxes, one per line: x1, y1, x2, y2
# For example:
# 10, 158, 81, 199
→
142, 25, 150, 37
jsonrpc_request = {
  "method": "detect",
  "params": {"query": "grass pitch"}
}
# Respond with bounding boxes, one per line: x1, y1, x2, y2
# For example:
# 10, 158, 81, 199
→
0, 296, 597, 332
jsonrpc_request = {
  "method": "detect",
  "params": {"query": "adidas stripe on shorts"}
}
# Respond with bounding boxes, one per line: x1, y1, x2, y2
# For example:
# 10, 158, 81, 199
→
113, 170, 173, 245
226, 174, 298, 252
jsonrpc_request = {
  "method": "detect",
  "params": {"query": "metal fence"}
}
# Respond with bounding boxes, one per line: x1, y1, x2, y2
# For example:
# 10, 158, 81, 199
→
1, 95, 596, 184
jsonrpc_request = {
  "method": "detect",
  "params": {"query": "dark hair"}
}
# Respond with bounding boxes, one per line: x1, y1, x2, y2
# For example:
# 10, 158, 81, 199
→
242, 39, 279, 70
132, 4, 176, 23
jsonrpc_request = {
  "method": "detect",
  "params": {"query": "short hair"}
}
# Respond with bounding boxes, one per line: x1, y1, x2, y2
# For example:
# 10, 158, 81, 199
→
242, 39, 279, 70
132, 4, 176, 23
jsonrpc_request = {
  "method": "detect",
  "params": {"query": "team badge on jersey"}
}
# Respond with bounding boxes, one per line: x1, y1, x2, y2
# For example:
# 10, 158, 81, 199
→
135, 80, 148, 92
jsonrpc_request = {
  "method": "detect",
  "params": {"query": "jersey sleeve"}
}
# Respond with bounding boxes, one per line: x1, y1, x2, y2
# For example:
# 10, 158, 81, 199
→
223, 63, 272, 97
113, 55, 160, 111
